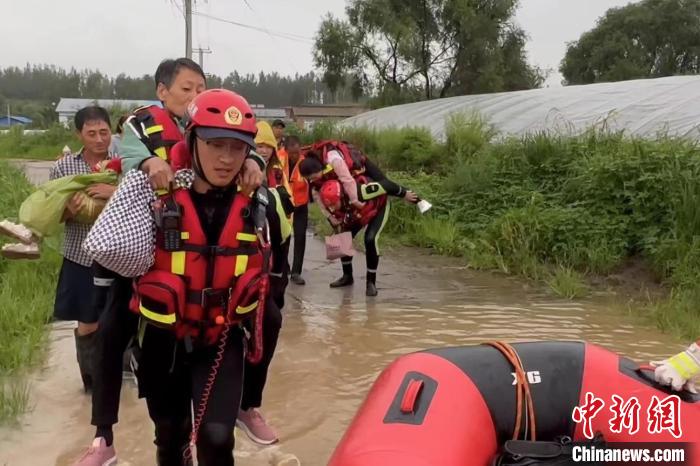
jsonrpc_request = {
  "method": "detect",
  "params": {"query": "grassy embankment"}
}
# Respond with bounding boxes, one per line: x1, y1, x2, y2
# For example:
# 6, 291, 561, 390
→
295, 115, 700, 341
0, 161, 61, 422
0, 125, 79, 161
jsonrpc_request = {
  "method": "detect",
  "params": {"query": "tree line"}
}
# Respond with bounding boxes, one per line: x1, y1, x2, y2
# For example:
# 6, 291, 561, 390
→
4, 0, 700, 126
313, 0, 700, 105
0, 65, 358, 106
0, 66, 360, 127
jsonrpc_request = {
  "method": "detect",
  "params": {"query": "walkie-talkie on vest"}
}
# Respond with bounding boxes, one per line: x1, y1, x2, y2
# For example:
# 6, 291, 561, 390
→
252, 188, 269, 241
155, 197, 182, 251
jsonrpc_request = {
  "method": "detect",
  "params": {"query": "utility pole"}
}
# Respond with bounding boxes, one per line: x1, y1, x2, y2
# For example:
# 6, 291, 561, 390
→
185, 0, 192, 59
193, 47, 212, 69
6, 104, 10, 126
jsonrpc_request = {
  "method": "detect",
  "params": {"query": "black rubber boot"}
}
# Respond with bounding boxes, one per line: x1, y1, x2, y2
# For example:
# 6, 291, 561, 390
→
366, 281, 378, 297
331, 261, 354, 288
366, 271, 378, 297
330, 275, 354, 288
74, 329, 96, 393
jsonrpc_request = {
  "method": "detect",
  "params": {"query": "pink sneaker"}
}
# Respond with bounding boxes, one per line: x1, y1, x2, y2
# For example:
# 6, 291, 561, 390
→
74, 437, 117, 466
236, 408, 279, 445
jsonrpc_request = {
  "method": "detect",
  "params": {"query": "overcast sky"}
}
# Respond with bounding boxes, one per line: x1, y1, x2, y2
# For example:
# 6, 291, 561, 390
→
2, 0, 636, 88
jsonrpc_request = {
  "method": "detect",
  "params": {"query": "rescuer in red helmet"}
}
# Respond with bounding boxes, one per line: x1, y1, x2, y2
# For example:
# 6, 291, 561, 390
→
316, 175, 416, 296
89, 89, 289, 466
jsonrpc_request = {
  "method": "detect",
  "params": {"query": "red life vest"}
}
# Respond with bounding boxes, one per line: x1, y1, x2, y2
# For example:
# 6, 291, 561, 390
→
131, 105, 183, 165
129, 188, 266, 345
330, 176, 387, 229
312, 140, 367, 176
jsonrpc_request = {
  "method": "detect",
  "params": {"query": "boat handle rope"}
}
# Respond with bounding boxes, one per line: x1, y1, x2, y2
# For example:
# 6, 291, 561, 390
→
486, 341, 537, 441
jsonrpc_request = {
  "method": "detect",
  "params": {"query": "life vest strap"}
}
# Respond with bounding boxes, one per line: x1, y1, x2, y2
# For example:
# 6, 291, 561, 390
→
181, 243, 258, 257
132, 108, 180, 157
187, 287, 231, 309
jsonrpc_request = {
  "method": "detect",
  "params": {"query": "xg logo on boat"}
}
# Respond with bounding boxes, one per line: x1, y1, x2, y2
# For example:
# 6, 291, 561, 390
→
512, 371, 542, 385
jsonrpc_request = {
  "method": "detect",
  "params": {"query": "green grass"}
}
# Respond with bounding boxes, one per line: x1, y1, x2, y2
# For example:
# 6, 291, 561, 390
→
6, 112, 700, 345
0, 125, 79, 160
300, 115, 700, 341
547, 266, 588, 299
0, 379, 30, 423
0, 160, 61, 423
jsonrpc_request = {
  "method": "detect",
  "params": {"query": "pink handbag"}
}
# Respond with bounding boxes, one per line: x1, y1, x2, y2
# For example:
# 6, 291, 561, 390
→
325, 231, 356, 260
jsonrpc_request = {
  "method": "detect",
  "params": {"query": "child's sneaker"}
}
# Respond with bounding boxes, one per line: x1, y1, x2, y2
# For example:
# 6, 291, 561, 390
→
73, 437, 116, 466
236, 408, 279, 445
0, 220, 36, 244
1, 242, 40, 260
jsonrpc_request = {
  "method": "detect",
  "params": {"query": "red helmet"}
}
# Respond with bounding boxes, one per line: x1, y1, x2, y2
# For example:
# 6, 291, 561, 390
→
184, 89, 257, 148
319, 180, 343, 211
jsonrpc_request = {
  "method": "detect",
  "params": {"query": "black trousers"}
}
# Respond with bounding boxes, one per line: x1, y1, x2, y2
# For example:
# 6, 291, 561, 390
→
290, 203, 308, 276
341, 203, 390, 275
136, 323, 246, 466
91, 274, 138, 427
270, 238, 290, 310
241, 299, 283, 410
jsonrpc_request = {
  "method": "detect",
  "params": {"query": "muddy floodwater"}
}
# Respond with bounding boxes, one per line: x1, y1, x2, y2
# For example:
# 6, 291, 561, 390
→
0, 162, 684, 465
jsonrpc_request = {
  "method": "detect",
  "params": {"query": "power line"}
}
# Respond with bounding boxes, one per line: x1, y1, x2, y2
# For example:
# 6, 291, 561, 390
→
193, 47, 212, 69
193, 11, 314, 44
235, 0, 302, 74
169, 0, 184, 18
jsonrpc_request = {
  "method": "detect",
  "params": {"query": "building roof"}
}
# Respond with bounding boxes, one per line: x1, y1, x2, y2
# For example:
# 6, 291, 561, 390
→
0, 116, 32, 124
56, 98, 161, 113
252, 107, 287, 119
341, 75, 700, 141
289, 105, 369, 118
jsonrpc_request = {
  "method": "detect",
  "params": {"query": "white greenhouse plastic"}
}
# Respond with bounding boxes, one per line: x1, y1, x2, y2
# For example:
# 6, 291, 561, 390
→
340, 76, 700, 141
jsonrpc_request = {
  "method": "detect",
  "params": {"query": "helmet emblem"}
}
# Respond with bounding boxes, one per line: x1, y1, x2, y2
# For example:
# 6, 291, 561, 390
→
225, 106, 243, 126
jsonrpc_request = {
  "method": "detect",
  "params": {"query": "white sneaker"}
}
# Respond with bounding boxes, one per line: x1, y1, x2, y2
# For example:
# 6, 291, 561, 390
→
1, 242, 40, 260
0, 220, 36, 244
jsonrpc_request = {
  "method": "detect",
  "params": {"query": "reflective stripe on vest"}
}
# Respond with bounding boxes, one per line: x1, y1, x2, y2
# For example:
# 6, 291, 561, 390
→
234, 232, 256, 277
236, 301, 258, 315
171, 232, 189, 274
139, 303, 177, 325
155, 147, 168, 160
146, 124, 164, 135
269, 188, 292, 241
171, 251, 186, 275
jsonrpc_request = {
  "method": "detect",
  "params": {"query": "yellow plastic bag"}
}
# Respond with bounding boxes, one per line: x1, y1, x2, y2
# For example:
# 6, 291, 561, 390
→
18, 171, 118, 238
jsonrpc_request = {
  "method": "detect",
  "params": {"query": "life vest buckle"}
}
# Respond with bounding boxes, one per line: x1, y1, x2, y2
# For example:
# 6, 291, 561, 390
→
200, 287, 231, 310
